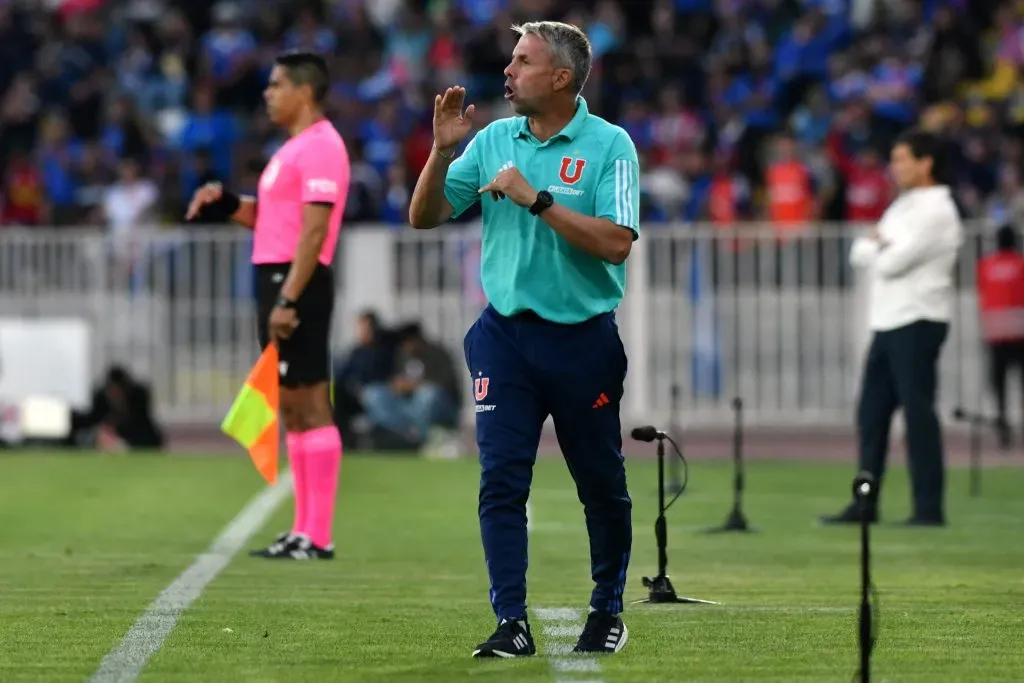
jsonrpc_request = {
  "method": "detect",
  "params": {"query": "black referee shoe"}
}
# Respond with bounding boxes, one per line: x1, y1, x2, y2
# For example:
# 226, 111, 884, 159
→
249, 532, 335, 560
573, 611, 629, 654
249, 531, 294, 558
472, 618, 536, 658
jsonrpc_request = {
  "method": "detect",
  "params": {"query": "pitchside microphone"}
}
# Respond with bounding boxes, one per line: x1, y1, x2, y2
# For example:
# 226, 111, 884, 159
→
631, 425, 666, 442
629, 423, 717, 605
853, 471, 875, 500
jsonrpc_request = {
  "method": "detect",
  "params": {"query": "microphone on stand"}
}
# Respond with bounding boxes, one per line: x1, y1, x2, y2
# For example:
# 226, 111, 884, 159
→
630, 425, 717, 606
631, 425, 666, 442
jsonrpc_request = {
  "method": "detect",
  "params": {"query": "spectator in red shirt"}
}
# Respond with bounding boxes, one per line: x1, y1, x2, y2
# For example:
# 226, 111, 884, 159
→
976, 223, 1024, 447
845, 146, 893, 223
2, 147, 46, 226
650, 85, 706, 166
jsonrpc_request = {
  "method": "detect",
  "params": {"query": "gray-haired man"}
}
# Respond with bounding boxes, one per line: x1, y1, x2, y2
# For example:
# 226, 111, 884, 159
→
409, 21, 639, 658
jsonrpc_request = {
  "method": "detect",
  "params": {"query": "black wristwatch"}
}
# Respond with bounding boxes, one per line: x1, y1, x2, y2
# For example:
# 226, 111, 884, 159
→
275, 295, 297, 310
529, 190, 554, 216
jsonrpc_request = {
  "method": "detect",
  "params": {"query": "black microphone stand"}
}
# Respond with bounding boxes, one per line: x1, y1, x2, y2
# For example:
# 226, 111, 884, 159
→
635, 430, 718, 605
668, 384, 684, 495
952, 407, 983, 498
704, 397, 755, 533
854, 472, 876, 683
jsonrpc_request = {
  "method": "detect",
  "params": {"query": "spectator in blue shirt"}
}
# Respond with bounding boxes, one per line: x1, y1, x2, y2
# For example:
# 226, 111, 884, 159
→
175, 84, 239, 182
36, 112, 80, 225
360, 96, 407, 179
791, 86, 833, 147
283, 8, 337, 54
198, 4, 259, 108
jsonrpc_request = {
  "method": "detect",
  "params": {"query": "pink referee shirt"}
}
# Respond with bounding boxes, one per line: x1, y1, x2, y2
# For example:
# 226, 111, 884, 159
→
252, 119, 350, 266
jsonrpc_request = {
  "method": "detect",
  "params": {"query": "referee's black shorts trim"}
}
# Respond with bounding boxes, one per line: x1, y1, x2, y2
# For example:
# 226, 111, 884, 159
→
255, 262, 334, 388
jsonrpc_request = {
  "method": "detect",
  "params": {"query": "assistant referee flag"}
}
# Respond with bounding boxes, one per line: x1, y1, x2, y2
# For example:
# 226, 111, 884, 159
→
221, 344, 280, 484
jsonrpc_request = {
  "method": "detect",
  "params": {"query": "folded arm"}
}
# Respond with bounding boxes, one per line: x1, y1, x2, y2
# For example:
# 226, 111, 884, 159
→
849, 234, 880, 269
574, 138, 641, 264
540, 206, 635, 265
875, 206, 954, 279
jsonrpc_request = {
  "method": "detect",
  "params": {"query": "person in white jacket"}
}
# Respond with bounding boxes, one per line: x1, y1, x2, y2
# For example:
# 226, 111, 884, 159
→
822, 129, 963, 527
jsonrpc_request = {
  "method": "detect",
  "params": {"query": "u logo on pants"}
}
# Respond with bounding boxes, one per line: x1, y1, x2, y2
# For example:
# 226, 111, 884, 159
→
474, 377, 490, 402
464, 305, 633, 622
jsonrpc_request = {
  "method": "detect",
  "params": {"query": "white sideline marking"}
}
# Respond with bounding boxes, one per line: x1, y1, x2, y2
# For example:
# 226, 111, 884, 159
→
88, 472, 293, 683
535, 607, 603, 679
543, 625, 582, 638
553, 659, 601, 672
546, 642, 575, 655
531, 505, 605, 683
534, 607, 581, 621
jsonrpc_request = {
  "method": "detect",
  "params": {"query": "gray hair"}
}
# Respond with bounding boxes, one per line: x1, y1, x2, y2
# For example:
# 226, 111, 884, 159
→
511, 21, 593, 95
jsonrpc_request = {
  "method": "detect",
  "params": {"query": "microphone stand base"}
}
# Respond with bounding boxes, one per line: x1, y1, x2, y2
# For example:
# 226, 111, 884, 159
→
702, 506, 756, 534
632, 575, 720, 605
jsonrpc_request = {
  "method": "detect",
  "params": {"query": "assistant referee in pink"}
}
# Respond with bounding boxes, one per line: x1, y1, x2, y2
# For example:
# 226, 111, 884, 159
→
187, 51, 351, 560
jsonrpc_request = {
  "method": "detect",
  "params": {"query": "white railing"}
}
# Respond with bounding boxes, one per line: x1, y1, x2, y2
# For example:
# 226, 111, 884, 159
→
0, 222, 1000, 427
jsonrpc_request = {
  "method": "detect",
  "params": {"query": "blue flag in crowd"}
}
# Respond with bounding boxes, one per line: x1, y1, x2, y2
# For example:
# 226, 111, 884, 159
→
688, 240, 722, 398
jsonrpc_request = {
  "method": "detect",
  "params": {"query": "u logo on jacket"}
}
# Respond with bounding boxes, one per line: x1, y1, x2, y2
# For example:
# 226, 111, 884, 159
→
559, 157, 587, 185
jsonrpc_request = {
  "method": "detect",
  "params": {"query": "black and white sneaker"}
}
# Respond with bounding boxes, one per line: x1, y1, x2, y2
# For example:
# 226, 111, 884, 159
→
249, 532, 335, 560
249, 531, 295, 558
472, 618, 536, 658
286, 535, 335, 560
573, 611, 628, 654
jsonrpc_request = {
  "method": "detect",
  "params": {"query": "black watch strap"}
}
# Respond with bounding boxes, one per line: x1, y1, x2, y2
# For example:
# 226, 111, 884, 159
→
529, 190, 554, 216
275, 296, 297, 309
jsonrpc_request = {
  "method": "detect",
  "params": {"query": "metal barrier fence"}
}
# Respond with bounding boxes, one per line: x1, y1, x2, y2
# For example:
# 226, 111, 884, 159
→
0, 222, 1000, 427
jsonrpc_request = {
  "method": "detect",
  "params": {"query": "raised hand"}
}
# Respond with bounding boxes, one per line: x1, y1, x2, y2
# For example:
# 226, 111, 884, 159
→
433, 86, 475, 153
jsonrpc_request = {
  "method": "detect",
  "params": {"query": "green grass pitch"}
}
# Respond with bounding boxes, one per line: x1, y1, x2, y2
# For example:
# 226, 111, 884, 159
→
0, 451, 1022, 682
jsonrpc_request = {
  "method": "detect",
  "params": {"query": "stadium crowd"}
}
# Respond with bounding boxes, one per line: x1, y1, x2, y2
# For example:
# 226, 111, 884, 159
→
0, 0, 1019, 234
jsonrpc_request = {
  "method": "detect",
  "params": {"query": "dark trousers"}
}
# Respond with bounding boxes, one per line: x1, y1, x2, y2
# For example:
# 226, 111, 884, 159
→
464, 305, 632, 621
857, 320, 948, 519
988, 340, 1024, 424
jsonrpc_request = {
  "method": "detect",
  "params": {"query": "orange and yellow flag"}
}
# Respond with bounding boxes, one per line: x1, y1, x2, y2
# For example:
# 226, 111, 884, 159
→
221, 345, 279, 484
